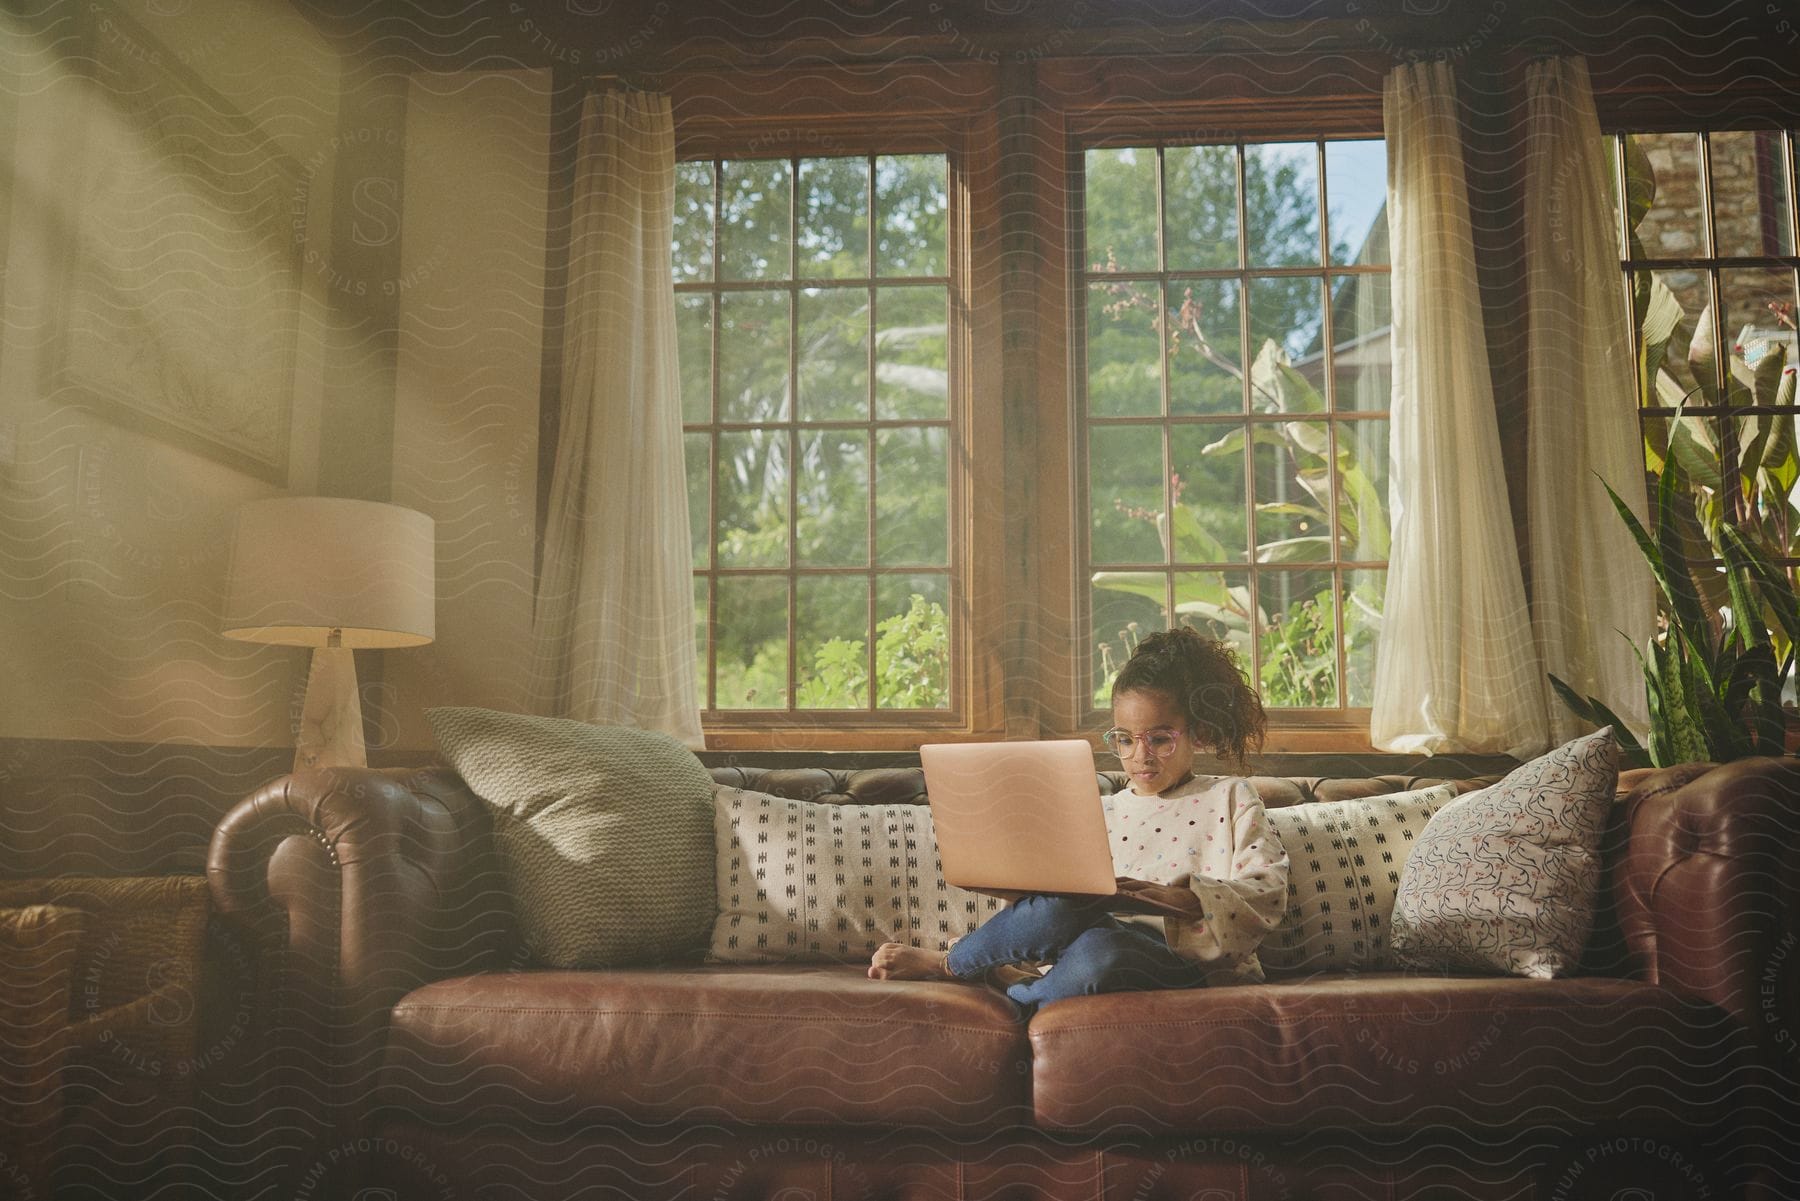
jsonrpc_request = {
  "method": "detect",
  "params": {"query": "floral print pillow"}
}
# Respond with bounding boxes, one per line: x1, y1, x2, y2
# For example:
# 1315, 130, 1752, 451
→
1391, 727, 1621, 978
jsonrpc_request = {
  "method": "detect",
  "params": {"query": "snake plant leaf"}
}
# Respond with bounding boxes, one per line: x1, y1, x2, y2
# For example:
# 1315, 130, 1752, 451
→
1725, 643, 1786, 754
1775, 646, 1799, 751
1603, 472, 1713, 670
1548, 672, 1650, 767
1547, 674, 1605, 727
1683, 626, 1746, 759
1679, 632, 1734, 761
1654, 451, 1718, 671
1725, 643, 1776, 712
1721, 523, 1800, 649
1721, 530, 1770, 654
1640, 635, 1712, 768
1631, 640, 1672, 766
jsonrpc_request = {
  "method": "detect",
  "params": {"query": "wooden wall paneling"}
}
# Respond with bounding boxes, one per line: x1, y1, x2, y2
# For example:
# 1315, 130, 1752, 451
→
0, 739, 290, 880
665, 61, 1002, 161
958, 104, 1009, 739
1023, 76, 1082, 740
1038, 52, 1389, 144
991, 62, 1065, 740
1572, 7, 1800, 134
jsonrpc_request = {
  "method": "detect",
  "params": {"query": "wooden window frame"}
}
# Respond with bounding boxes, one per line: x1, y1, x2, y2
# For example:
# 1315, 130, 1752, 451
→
1607, 128, 1800, 407
662, 65, 1007, 751
1027, 60, 1391, 752
1070, 136, 1392, 734
1605, 124, 1800, 563
649, 56, 1402, 752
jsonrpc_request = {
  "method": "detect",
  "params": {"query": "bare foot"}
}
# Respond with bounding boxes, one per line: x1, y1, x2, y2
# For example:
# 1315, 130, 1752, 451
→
867, 942, 953, 981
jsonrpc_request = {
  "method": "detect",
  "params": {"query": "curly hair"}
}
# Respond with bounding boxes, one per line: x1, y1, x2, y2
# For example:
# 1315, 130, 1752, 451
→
1110, 627, 1266, 771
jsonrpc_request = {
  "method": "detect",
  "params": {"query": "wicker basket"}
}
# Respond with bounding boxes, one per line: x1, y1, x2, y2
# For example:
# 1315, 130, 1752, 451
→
0, 876, 210, 1088
0, 902, 88, 1198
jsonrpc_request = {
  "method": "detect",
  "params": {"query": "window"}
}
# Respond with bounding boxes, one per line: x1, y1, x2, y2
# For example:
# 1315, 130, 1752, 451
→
1078, 139, 1392, 714
1616, 129, 1800, 558
674, 154, 957, 719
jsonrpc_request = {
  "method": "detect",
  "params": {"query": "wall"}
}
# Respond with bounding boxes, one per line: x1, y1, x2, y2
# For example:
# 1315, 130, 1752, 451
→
385, 68, 550, 751
0, 8, 554, 872
0, 7, 553, 760
0, 0, 339, 750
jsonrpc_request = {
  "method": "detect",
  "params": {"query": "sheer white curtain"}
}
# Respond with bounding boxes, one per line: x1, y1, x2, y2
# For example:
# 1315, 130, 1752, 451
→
1523, 56, 1654, 744
1372, 60, 1549, 757
528, 91, 703, 746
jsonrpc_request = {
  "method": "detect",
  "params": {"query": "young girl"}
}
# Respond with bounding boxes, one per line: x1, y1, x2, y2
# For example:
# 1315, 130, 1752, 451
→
868, 628, 1290, 1011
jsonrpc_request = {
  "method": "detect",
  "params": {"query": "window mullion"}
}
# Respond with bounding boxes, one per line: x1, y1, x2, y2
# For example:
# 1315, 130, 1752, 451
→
1317, 138, 1347, 707
866, 425, 878, 713
1234, 142, 1263, 695
1789, 132, 1800, 259
866, 154, 880, 713
1698, 133, 1747, 525
1155, 146, 1176, 648
707, 159, 723, 712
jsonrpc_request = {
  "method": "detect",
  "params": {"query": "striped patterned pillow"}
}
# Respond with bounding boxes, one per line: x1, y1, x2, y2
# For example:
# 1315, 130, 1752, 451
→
1261, 784, 1459, 975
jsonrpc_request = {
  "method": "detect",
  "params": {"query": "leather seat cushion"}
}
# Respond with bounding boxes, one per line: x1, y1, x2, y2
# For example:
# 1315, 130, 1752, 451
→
380, 964, 1029, 1129
1028, 973, 1750, 1133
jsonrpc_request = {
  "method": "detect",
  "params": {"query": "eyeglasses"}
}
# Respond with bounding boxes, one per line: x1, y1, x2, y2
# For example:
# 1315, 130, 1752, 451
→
1101, 727, 1185, 759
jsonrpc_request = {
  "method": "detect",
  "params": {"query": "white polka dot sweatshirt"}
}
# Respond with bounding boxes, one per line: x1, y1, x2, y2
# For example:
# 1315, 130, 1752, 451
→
1103, 774, 1290, 981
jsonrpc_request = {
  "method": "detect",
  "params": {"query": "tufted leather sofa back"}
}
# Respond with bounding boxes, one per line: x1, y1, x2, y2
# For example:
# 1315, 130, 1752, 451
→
707, 766, 1493, 808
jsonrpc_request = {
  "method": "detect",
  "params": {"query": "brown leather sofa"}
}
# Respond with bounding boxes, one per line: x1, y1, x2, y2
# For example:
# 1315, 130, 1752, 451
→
206, 757, 1800, 1200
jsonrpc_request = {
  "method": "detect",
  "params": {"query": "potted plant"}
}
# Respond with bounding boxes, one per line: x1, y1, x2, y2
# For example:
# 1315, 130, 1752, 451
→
1551, 439, 1800, 767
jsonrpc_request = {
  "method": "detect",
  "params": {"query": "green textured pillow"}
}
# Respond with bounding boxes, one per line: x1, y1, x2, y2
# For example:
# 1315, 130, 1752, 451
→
426, 707, 716, 968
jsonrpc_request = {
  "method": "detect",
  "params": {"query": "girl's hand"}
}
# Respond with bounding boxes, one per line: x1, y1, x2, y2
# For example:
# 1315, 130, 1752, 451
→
1114, 877, 1204, 917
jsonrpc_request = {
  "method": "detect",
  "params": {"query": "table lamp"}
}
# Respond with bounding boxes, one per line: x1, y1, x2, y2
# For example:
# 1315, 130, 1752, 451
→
221, 497, 436, 772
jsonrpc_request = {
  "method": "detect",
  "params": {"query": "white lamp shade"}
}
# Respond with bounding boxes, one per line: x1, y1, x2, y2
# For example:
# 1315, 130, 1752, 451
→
221, 498, 436, 648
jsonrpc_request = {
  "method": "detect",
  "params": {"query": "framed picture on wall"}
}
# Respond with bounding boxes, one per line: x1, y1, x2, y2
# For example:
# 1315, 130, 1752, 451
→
48, 2, 302, 484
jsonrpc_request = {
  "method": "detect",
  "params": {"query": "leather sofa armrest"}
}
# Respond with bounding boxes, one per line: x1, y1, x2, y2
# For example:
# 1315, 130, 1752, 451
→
206, 767, 516, 1127
1616, 757, 1800, 1061
209, 767, 513, 986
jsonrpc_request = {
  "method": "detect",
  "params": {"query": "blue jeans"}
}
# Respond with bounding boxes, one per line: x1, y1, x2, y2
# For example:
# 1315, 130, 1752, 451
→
944, 894, 1211, 1012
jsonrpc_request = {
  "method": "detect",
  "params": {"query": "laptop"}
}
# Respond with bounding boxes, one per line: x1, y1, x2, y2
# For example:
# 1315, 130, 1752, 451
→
920, 739, 1193, 917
